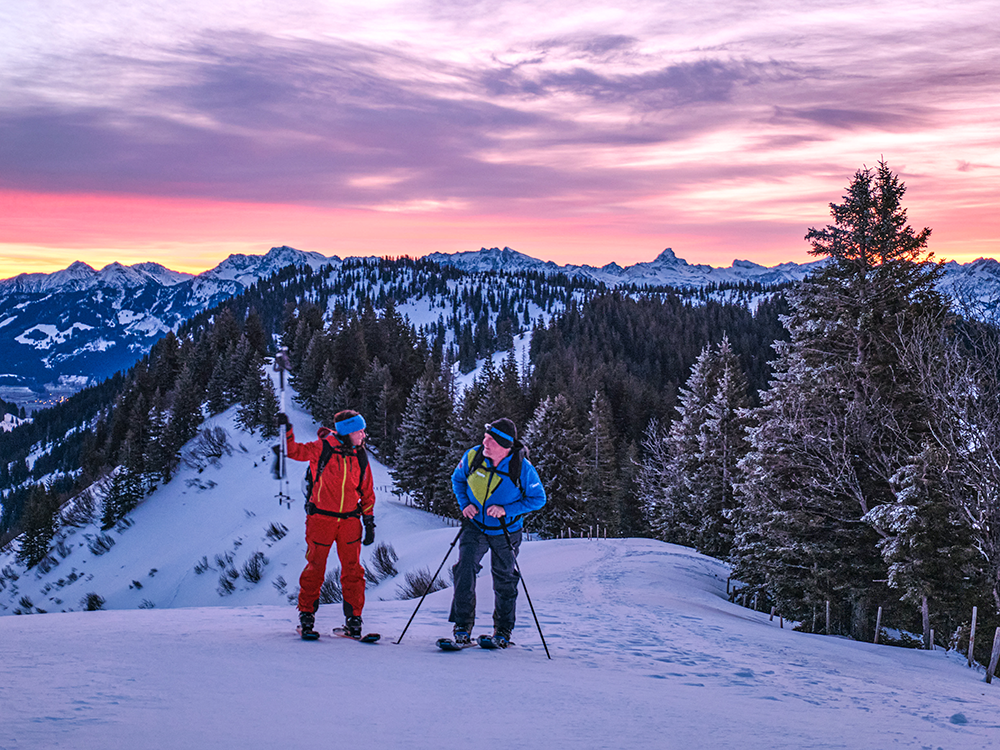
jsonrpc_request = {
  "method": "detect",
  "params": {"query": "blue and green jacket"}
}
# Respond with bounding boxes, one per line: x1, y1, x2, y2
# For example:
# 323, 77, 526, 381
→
452, 446, 546, 535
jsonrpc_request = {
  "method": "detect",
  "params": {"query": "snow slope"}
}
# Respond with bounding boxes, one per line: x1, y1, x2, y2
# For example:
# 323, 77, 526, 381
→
2, 539, 997, 749
2, 403, 999, 748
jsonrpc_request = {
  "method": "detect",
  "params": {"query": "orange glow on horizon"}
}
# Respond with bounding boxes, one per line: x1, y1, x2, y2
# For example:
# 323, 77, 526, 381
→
1, 187, 996, 279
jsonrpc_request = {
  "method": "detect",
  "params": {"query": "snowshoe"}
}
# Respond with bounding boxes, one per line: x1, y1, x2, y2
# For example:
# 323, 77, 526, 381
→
437, 637, 478, 651
344, 615, 363, 638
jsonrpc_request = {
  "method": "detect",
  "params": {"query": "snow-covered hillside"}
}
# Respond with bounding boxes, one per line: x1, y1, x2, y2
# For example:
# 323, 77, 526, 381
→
2, 397, 999, 748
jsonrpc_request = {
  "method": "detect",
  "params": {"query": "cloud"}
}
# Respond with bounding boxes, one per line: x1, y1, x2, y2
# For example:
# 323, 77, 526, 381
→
2, 1, 999, 263
770, 105, 932, 132
5, 31, 783, 209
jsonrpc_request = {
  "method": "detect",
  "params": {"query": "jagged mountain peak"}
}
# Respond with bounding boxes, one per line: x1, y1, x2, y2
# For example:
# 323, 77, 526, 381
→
201, 246, 336, 284
651, 247, 687, 266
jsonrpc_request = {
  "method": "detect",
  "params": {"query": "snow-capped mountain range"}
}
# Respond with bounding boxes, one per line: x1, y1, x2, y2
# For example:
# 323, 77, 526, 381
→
426, 246, 825, 287
0, 246, 334, 398
3, 244, 999, 405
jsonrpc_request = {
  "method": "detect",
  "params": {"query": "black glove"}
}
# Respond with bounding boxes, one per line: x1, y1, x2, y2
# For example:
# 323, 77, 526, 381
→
362, 515, 376, 546
277, 412, 288, 425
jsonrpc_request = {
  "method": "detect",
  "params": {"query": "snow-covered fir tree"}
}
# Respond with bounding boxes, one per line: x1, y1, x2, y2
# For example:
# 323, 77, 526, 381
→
642, 335, 749, 557
391, 365, 457, 516
581, 390, 619, 536
733, 161, 950, 638
522, 394, 584, 537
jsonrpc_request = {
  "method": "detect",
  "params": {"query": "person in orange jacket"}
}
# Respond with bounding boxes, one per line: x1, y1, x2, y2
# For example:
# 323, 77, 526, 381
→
280, 409, 376, 639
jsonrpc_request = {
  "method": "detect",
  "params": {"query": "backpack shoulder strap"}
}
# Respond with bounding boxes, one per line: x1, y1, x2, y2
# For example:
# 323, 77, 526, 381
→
469, 445, 523, 490
503, 448, 523, 490
354, 444, 370, 496
316, 437, 337, 480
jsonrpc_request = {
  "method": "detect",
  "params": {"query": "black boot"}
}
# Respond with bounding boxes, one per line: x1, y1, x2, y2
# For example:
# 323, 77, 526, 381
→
299, 611, 319, 640
345, 615, 363, 638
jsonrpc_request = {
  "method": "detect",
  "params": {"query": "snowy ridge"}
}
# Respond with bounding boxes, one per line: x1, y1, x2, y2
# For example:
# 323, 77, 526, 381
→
1, 412, 27, 433
0, 261, 194, 294
425, 246, 826, 288
1, 398, 997, 747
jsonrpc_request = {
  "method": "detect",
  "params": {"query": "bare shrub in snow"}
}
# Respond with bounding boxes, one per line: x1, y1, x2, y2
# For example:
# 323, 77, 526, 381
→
217, 570, 237, 596
61, 488, 96, 528
88, 533, 116, 556
241, 552, 269, 583
184, 427, 233, 471
319, 569, 343, 604
396, 567, 448, 600
369, 542, 399, 582
81, 593, 105, 611
265, 522, 288, 542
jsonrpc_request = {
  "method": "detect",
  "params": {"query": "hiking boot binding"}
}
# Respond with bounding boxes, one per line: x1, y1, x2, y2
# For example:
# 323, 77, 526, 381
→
299, 611, 317, 635
345, 615, 363, 637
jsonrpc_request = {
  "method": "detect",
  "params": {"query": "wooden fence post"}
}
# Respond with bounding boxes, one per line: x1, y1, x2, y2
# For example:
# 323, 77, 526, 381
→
770, 606, 776, 622
922, 596, 931, 650
985, 627, 1000, 684
826, 600, 831, 635
874, 606, 882, 644
968, 606, 978, 668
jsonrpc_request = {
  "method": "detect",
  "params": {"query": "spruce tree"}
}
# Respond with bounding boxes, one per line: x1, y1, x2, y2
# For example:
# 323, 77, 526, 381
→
523, 394, 584, 537
17, 484, 60, 569
392, 366, 456, 514
582, 390, 619, 535
259, 376, 280, 439
236, 363, 265, 433
692, 339, 749, 558
864, 444, 982, 640
646, 343, 719, 548
733, 161, 948, 638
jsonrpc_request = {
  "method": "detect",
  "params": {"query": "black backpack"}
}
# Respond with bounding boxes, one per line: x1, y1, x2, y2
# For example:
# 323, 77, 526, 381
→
304, 436, 370, 503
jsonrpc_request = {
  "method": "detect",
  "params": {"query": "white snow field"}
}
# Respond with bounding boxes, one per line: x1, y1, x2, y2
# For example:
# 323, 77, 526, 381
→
2, 408, 1000, 749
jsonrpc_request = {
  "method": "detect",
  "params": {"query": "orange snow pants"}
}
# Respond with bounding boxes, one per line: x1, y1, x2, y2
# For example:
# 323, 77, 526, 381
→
298, 513, 365, 618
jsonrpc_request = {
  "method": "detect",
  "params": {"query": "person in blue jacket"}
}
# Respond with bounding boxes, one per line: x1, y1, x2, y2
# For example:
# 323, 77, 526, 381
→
449, 418, 546, 647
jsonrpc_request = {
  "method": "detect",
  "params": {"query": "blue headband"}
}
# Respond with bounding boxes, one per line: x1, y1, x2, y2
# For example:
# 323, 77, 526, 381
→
486, 424, 514, 448
335, 414, 366, 435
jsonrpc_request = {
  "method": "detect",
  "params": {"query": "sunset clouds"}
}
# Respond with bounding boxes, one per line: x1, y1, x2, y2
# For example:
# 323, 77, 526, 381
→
2, 0, 999, 275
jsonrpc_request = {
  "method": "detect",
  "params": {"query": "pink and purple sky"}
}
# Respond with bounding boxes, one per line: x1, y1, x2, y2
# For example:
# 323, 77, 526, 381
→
1, 0, 999, 278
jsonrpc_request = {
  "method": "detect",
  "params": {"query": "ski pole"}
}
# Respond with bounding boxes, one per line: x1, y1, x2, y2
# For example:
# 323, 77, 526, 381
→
395, 525, 464, 644
501, 517, 551, 659
273, 347, 291, 508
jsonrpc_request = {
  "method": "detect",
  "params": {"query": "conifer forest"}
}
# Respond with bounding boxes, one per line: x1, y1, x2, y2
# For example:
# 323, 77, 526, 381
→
3, 162, 1000, 662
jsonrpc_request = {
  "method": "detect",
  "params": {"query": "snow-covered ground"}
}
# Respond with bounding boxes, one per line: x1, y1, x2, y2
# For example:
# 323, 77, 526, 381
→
2, 404, 999, 748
